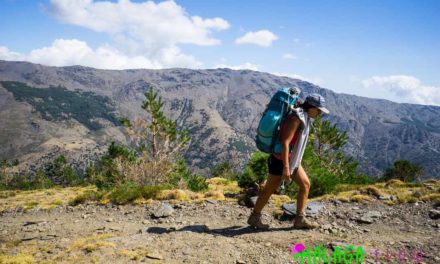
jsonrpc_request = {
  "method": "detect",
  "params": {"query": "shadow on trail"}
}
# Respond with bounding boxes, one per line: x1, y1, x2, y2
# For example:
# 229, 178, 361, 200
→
146, 224, 295, 237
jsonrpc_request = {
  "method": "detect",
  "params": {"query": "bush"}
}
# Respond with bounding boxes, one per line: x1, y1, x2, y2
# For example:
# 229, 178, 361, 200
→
108, 182, 143, 205
86, 143, 137, 189
108, 182, 164, 205
381, 160, 423, 182
69, 190, 104, 206
29, 170, 54, 189
169, 158, 208, 192
211, 161, 237, 179
235, 152, 269, 188
186, 175, 209, 192
44, 155, 78, 187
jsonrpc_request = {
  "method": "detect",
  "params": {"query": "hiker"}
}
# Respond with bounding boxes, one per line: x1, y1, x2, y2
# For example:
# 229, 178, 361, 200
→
248, 93, 330, 229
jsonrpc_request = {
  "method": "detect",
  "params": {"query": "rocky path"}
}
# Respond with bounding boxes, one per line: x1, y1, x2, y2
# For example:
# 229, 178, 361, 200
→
1, 199, 439, 263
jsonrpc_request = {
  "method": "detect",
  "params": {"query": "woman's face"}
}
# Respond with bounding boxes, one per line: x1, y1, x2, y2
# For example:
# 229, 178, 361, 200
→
307, 107, 321, 118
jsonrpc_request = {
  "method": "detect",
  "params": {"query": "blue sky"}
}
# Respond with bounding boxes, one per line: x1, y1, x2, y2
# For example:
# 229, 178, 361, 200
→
1, 0, 439, 106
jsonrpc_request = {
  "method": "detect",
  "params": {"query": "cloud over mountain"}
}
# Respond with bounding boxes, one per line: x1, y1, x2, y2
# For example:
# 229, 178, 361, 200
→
362, 75, 440, 106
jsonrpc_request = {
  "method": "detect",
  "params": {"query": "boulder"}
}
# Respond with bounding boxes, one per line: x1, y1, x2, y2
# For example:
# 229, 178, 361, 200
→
428, 209, 440, 220
282, 202, 325, 217
153, 203, 174, 218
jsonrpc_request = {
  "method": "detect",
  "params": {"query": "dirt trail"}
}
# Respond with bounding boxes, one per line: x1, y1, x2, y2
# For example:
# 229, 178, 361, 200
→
1, 198, 439, 263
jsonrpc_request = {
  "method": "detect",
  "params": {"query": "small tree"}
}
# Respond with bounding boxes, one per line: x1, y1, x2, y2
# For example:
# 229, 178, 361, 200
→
123, 86, 191, 185
211, 161, 238, 179
45, 155, 77, 187
310, 116, 360, 181
381, 160, 423, 182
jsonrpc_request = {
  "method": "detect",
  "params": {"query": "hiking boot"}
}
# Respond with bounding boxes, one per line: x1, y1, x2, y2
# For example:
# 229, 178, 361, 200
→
293, 215, 319, 229
247, 211, 269, 230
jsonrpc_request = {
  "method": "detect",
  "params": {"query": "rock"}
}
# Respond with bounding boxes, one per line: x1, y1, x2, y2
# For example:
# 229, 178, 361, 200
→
106, 218, 114, 222
153, 203, 174, 218
23, 221, 45, 226
146, 252, 163, 260
428, 209, 440, 220
236, 259, 246, 264
205, 200, 218, 205
142, 220, 150, 225
246, 196, 258, 208
224, 192, 237, 198
356, 217, 374, 224
412, 191, 422, 198
378, 195, 391, 200
364, 210, 382, 218
282, 202, 325, 217
355, 210, 381, 224
329, 228, 338, 234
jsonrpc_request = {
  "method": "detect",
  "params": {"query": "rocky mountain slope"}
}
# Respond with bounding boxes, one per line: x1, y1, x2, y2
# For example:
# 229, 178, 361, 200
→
1, 60, 440, 178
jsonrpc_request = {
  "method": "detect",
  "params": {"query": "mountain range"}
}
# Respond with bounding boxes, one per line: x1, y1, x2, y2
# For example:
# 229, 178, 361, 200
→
0, 60, 439, 179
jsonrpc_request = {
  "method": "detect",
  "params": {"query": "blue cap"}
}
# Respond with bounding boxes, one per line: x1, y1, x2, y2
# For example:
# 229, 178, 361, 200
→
305, 93, 330, 114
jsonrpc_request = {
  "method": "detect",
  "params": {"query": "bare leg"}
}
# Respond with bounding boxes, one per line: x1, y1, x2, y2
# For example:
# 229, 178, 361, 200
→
291, 165, 310, 215
291, 165, 319, 229
253, 174, 282, 214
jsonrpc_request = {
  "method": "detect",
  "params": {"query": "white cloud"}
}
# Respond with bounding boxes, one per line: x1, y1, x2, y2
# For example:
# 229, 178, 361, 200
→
0, 46, 23, 61
49, 0, 229, 47
235, 30, 278, 47
362, 75, 440, 106
272, 72, 323, 86
215, 62, 260, 71
0, 0, 231, 69
282, 53, 297, 60
0, 39, 201, 69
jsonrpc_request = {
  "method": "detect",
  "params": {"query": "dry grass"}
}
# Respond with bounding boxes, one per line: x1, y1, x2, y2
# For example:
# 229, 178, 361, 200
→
0, 186, 97, 212
204, 190, 226, 200
270, 194, 292, 208
360, 186, 384, 198
206, 177, 241, 194
316, 179, 440, 206
0, 252, 35, 264
70, 234, 115, 253
156, 189, 191, 201
350, 194, 374, 203
117, 246, 150, 261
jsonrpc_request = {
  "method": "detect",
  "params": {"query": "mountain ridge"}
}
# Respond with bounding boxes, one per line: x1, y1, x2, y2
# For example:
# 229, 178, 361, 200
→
0, 60, 439, 179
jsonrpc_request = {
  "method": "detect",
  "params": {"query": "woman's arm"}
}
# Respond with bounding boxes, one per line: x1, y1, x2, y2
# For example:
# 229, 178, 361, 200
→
280, 116, 301, 180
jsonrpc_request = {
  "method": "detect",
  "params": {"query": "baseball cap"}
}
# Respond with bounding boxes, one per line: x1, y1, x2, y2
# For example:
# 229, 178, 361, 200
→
304, 93, 330, 114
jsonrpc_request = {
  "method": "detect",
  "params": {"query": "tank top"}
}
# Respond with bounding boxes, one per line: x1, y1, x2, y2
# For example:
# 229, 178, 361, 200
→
273, 114, 302, 160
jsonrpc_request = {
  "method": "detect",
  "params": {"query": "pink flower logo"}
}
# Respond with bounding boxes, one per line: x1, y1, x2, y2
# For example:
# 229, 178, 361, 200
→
291, 243, 306, 254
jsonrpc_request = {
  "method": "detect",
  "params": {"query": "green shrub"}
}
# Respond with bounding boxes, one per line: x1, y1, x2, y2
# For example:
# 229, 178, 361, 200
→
69, 190, 104, 206
108, 182, 165, 205
169, 158, 208, 192
30, 170, 54, 189
211, 161, 236, 179
108, 182, 143, 205
235, 152, 269, 188
381, 160, 423, 182
186, 175, 209, 192
141, 185, 164, 200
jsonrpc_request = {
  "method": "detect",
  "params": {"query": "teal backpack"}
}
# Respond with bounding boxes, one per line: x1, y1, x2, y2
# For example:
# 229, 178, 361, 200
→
255, 87, 301, 153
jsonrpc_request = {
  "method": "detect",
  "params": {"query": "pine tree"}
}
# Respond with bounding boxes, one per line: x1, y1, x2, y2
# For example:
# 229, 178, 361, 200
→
123, 86, 191, 185
310, 116, 365, 182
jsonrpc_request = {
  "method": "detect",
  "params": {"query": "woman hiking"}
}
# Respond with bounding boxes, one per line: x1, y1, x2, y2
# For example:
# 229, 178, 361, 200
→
247, 93, 330, 230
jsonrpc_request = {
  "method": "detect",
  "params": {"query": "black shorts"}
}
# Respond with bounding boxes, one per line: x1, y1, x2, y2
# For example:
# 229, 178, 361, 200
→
267, 154, 284, 176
